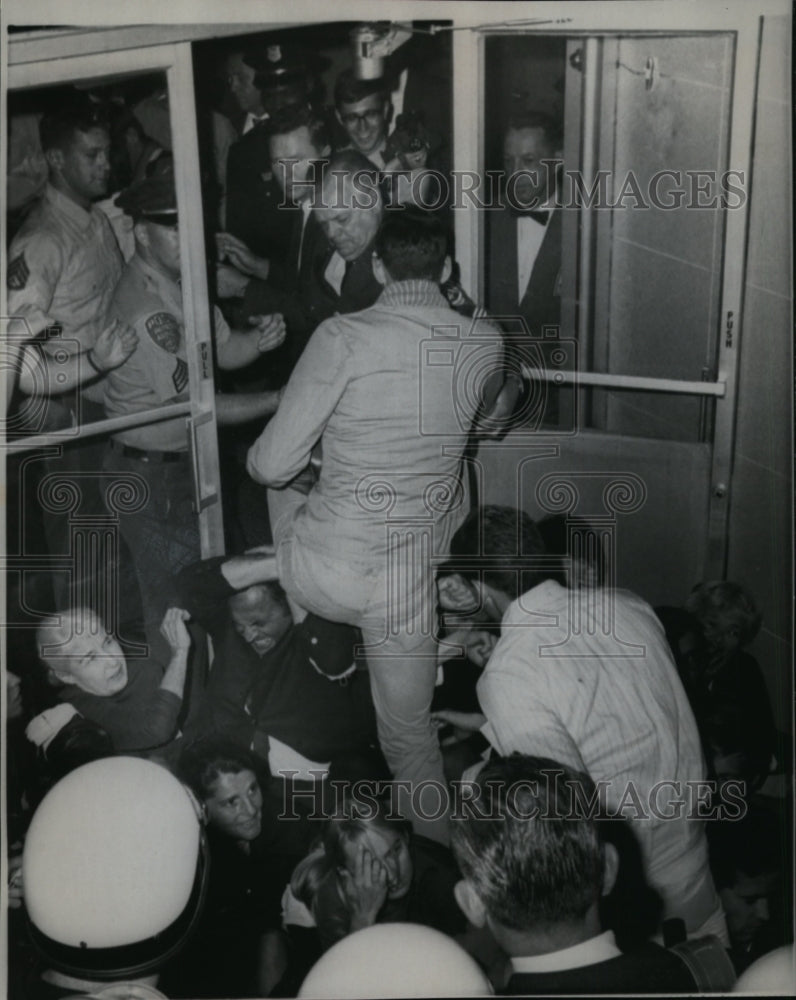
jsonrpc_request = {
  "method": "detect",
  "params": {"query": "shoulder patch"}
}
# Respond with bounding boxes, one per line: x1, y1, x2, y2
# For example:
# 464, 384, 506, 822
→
145, 311, 181, 354
7, 253, 30, 291
172, 358, 189, 394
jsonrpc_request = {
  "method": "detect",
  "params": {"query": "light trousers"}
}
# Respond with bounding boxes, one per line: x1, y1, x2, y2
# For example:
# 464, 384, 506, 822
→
268, 485, 449, 844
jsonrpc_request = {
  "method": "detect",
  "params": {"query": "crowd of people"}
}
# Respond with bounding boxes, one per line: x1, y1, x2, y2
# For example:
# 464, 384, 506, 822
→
5, 32, 793, 1000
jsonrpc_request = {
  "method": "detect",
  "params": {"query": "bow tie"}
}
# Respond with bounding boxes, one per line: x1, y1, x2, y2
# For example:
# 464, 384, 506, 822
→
514, 209, 551, 224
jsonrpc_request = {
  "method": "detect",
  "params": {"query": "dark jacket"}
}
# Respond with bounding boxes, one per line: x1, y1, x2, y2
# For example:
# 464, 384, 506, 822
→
225, 123, 299, 262
503, 936, 736, 994
175, 557, 377, 765
61, 659, 180, 753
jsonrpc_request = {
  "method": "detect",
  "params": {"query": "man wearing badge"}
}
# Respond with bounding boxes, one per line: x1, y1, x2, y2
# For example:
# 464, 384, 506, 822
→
104, 165, 286, 647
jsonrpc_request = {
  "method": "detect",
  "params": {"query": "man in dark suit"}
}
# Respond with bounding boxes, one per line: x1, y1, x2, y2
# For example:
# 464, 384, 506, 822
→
304, 148, 481, 332
487, 113, 565, 425
488, 111, 563, 335
223, 47, 310, 261
226, 105, 334, 383
234, 145, 479, 384
452, 753, 737, 995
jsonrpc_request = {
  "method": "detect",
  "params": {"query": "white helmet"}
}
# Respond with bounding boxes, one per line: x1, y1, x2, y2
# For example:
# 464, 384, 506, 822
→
23, 756, 208, 981
299, 922, 494, 998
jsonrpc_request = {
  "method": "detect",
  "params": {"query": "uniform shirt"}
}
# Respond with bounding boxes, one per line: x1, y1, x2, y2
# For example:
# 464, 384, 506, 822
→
104, 254, 230, 451
477, 580, 718, 931
7, 183, 123, 402
247, 280, 503, 564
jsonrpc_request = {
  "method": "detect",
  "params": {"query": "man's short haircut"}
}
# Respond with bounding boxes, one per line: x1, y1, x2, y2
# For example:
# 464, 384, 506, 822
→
451, 753, 605, 930
313, 149, 382, 208
228, 578, 291, 618
39, 104, 108, 154
505, 110, 563, 150
684, 580, 762, 646
333, 69, 390, 109
178, 738, 263, 802
446, 505, 547, 602
267, 102, 330, 151
537, 514, 606, 587
374, 207, 448, 282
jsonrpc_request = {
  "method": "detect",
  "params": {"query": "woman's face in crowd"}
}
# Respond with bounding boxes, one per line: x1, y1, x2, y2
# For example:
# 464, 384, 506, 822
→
48, 614, 128, 697
343, 824, 414, 900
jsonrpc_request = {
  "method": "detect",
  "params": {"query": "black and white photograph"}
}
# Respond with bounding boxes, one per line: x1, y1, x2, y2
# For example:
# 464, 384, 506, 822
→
2, 1, 793, 997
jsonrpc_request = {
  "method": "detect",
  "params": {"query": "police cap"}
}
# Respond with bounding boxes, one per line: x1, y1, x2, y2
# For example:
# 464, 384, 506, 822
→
115, 165, 177, 226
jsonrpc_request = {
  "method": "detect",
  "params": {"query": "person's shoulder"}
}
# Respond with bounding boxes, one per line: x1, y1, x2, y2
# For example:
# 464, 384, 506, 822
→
124, 656, 165, 691
409, 833, 458, 871
310, 308, 365, 346
506, 579, 567, 621
113, 268, 173, 331
9, 202, 66, 258
111, 259, 147, 306
612, 588, 671, 637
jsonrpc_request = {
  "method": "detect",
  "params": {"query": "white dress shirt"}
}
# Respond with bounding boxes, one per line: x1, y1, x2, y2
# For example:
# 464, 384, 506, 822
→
242, 111, 269, 134
477, 579, 720, 933
516, 201, 556, 301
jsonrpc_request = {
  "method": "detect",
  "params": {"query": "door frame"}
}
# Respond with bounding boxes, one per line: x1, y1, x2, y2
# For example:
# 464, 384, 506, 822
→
452, 4, 762, 579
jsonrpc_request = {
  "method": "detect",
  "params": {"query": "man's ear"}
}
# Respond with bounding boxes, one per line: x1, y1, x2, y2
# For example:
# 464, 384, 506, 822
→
437, 573, 479, 612
601, 842, 620, 897
440, 255, 452, 286
45, 148, 64, 172
454, 879, 488, 928
134, 221, 150, 247
48, 664, 74, 687
371, 254, 388, 287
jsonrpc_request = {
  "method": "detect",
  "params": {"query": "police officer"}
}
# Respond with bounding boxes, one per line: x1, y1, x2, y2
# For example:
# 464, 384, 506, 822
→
20, 757, 208, 999
8, 100, 137, 412
6, 100, 139, 618
103, 166, 286, 646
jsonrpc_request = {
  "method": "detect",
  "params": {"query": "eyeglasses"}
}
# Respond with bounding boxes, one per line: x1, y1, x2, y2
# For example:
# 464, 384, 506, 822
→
340, 109, 384, 127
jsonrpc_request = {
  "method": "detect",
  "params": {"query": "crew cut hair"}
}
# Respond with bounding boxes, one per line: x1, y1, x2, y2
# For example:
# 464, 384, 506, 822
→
333, 69, 391, 108
267, 102, 330, 152
178, 738, 263, 801
40, 103, 109, 154
445, 505, 548, 602
312, 149, 381, 209
451, 753, 605, 931
374, 207, 448, 282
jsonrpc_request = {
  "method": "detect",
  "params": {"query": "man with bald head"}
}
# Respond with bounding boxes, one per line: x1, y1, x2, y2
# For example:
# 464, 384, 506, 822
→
297, 148, 386, 331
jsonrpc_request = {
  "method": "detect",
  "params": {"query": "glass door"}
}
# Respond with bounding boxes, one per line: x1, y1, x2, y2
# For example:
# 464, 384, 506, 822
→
452, 10, 758, 605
